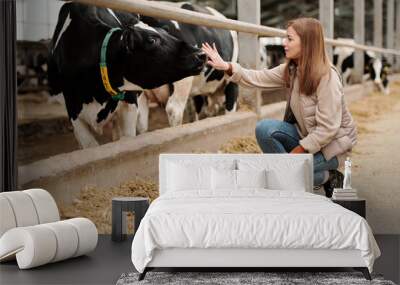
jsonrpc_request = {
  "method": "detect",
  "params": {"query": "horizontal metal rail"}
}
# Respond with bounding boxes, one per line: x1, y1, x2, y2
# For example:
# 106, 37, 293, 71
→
70, 0, 400, 56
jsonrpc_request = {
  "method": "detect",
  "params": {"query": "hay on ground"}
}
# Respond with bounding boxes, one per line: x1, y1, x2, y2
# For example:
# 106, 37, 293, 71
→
349, 80, 400, 135
59, 179, 158, 234
219, 136, 262, 153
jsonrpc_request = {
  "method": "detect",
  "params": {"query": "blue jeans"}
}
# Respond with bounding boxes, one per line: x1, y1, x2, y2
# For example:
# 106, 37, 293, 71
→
255, 119, 339, 186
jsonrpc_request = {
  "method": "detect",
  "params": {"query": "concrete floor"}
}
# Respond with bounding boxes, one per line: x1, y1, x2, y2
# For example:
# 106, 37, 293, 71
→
0, 235, 398, 285
0, 235, 134, 285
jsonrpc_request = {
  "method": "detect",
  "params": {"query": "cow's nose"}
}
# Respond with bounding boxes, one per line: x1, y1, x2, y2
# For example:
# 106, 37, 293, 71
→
374, 78, 382, 84
196, 52, 207, 63
184, 43, 200, 54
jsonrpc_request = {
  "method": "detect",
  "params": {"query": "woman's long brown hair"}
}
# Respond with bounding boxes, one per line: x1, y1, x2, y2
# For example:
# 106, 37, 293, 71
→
283, 18, 331, 96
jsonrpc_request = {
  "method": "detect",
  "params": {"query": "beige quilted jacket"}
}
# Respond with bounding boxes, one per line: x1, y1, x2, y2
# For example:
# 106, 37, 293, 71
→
227, 62, 357, 165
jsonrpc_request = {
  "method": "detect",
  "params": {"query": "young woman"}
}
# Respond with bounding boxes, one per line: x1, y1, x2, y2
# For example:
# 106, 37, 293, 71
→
202, 17, 357, 197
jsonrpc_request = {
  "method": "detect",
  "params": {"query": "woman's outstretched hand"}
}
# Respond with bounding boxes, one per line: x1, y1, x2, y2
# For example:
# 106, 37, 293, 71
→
201, 42, 230, 71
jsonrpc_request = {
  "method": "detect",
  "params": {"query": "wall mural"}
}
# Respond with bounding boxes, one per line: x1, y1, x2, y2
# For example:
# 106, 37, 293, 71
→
16, 0, 400, 236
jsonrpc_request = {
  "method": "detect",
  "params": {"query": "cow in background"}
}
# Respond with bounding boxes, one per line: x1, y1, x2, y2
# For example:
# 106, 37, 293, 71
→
47, 3, 205, 148
259, 37, 285, 69
139, 2, 239, 127
16, 40, 49, 91
333, 39, 391, 95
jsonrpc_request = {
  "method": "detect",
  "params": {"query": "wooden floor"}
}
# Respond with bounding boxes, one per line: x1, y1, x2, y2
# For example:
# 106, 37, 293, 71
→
0, 235, 398, 285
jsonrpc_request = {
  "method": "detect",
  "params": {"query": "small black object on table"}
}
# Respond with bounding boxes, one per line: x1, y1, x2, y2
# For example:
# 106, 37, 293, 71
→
332, 198, 366, 218
112, 197, 150, 242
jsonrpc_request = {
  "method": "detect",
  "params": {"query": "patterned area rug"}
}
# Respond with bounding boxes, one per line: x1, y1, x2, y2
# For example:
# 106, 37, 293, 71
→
116, 271, 396, 285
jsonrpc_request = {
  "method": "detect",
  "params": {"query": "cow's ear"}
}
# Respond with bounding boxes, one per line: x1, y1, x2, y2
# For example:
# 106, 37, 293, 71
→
161, 25, 171, 33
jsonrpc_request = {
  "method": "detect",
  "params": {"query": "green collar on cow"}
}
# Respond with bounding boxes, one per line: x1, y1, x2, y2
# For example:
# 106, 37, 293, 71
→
100, 28, 125, 101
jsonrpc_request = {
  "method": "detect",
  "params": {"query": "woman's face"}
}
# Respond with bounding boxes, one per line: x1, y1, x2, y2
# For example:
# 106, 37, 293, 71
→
283, 26, 301, 60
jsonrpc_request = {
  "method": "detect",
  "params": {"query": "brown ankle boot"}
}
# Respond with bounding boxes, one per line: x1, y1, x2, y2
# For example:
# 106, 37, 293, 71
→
323, 170, 344, 198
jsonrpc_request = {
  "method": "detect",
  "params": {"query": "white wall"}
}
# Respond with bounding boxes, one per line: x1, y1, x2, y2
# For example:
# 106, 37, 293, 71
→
16, 0, 63, 41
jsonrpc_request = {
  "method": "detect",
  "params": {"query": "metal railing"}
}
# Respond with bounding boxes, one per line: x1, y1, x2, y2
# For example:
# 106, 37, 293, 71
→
70, 0, 400, 56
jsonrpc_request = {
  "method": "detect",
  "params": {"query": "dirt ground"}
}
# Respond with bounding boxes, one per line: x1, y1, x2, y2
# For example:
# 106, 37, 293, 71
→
347, 80, 400, 234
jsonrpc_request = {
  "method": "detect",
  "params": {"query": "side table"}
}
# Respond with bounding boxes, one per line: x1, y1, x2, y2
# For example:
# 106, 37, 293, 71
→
332, 198, 366, 218
112, 197, 150, 242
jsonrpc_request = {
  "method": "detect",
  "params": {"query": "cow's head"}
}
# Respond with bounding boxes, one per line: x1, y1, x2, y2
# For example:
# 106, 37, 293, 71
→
380, 57, 391, 88
121, 23, 206, 89
370, 58, 383, 85
139, 16, 183, 40
366, 54, 391, 94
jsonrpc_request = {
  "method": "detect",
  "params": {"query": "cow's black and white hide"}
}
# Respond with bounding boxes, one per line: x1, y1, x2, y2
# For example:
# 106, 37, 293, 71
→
47, 2, 206, 148
139, 2, 239, 127
333, 41, 391, 95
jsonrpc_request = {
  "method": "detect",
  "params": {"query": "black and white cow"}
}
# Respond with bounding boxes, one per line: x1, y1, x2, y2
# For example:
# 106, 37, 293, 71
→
333, 39, 391, 95
47, 2, 206, 148
259, 37, 285, 69
138, 2, 239, 127
16, 40, 49, 90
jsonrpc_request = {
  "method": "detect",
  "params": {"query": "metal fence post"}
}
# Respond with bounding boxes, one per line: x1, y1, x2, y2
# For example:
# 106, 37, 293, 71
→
396, 0, 400, 71
353, 0, 365, 83
386, 0, 395, 65
373, 0, 383, 60
237, 0, 262, 117
319, 0, 334, 61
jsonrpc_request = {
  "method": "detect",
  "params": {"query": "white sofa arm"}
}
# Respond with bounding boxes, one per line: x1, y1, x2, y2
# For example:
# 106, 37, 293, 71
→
0, 218, 98, 269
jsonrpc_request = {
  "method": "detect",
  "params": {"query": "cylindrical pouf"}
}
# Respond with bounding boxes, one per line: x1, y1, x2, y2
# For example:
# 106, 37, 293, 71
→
23, 189, 60, 223
42, 221, 79, 263
0, 226, 57, 269
0, 191, 39, 227
64, 218, 98, 257
0, 196, 17, 237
